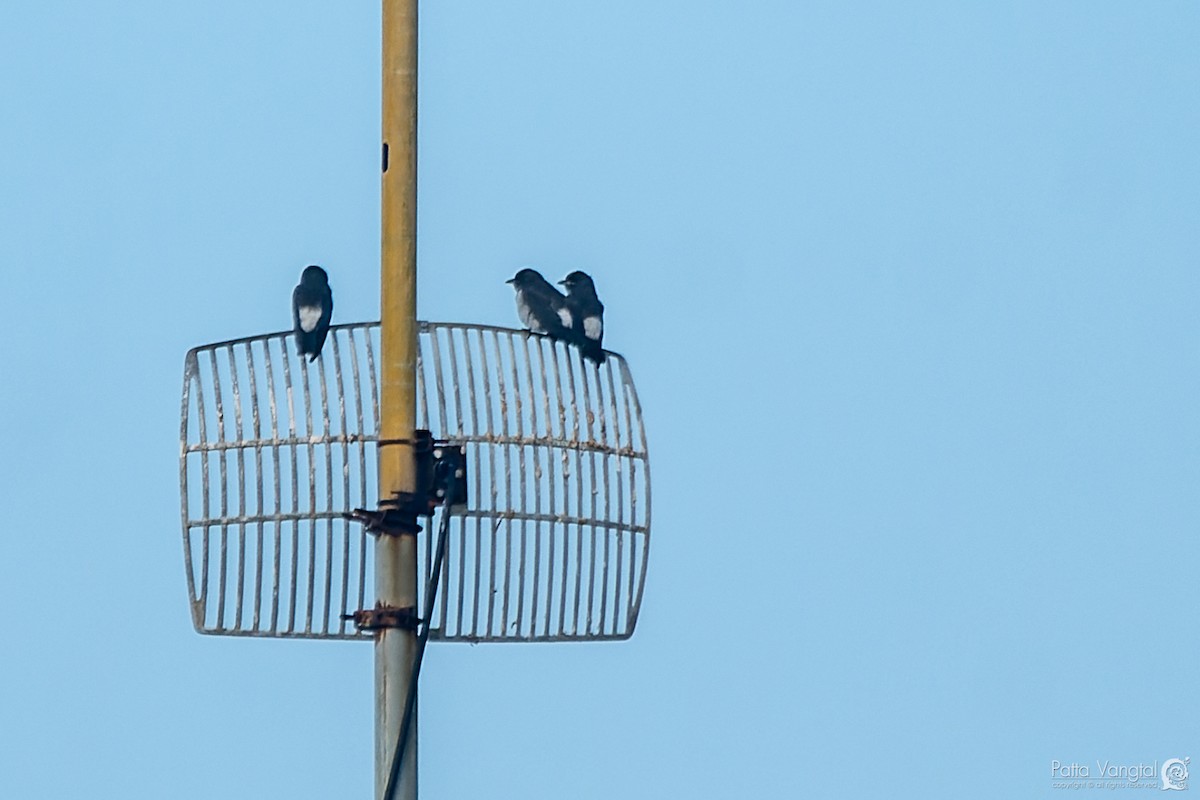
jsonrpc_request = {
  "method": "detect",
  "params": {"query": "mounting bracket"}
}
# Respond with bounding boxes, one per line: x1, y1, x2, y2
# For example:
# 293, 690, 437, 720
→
344, 430, 468, 536
343, 604, 421, 632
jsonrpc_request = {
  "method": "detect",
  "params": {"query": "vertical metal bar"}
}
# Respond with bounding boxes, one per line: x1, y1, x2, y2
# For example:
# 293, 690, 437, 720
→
349, 328, 370, 622
264, 338, 283, 633
332, 334, 353, 636
578, 357, 598, 635
365, 325, 381, 433
623, 360, 649, 627
597, 367, 614, 633
416, 331, 429, 432
300, 357, 317, 634
593, 360, 610, 634
423, 508, 434, 630
282, 340, 300, 634
415, 337, 431, 625
473, 329, 491, 638
548, 341, 567, 636
468, 328, 487, 633
442, 328, 463, 630
194, 358, 210, 614
562, 347, 580, 635
483, 331, 501, 637
181, 360, 204, 629
209, 352, 229, 631
564, 352, 584, 635
604, 360, 623, 634
246, 342, 265, 633
424, 323, 444, 431
226, 345, 247, 631
530, 337, 551, 637
494, 331, 513, 635
379, 0, 420, 795
508, 333, 527, 637
551, 340, 568, 439
426, 330, 446, 599
364, 326, 381, 626
446, 325, 464, 437
317, 355, 335, 634
457, 328, 479, 637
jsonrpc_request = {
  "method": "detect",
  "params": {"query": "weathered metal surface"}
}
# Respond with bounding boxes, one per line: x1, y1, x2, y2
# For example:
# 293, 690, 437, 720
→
180, 321, 651, 642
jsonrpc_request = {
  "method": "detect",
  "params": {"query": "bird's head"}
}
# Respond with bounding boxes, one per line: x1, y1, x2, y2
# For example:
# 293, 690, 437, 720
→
301, 265, 329, 285
557, 270, 595, 293
506, 268, 543, 288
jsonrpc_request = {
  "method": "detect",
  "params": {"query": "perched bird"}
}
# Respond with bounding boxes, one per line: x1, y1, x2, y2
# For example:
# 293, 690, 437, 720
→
507, 268, 574, 341
292, 265, 333, 361
559, 270, 605, 365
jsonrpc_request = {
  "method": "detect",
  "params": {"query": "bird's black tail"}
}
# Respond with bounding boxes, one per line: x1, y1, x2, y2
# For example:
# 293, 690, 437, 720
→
583, 342, 606, 366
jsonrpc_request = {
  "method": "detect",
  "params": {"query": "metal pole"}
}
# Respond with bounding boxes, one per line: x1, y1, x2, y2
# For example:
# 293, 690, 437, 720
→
378, 1, 418, 799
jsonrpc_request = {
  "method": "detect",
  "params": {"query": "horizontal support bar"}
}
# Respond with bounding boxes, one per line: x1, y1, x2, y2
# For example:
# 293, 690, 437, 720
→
185, 432, 648, 461
186, 510, 648, 534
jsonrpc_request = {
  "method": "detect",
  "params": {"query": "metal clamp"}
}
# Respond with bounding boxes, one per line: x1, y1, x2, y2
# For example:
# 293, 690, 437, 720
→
345, 430, 468, 537
343, 604, 421, 632
343, 504, 423, 536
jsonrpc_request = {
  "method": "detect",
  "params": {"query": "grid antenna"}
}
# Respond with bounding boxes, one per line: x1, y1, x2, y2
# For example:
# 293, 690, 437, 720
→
179, 320, 651, 643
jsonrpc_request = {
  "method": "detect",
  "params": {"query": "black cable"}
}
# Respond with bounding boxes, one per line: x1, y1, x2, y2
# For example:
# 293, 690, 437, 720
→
382, 471, 456, 800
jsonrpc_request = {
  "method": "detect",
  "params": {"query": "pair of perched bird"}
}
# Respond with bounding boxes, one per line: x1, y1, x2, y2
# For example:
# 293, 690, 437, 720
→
289, 265, 606, 365
508, 268, 606, 365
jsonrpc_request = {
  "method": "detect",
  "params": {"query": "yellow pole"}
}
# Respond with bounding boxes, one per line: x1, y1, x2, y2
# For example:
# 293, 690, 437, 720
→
378, 1, 418, 799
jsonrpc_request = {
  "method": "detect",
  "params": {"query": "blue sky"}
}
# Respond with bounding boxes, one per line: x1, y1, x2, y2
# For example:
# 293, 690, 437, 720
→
2, 2, 1198, 798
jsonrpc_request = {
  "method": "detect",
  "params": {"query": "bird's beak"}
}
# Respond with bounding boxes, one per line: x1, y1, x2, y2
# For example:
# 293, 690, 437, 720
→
556, 279, 566, 286
505, 278, 515, 284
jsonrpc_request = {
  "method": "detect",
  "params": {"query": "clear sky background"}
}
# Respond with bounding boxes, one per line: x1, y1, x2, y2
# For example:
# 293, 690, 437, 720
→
2, 2, 1198, 798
